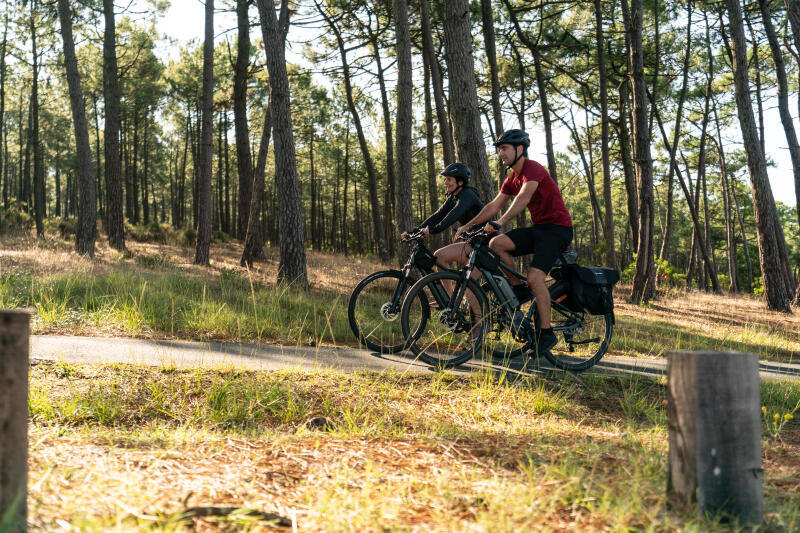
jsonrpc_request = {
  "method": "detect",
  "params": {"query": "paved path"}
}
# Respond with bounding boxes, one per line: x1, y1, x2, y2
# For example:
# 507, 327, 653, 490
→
30, 335, 800, 381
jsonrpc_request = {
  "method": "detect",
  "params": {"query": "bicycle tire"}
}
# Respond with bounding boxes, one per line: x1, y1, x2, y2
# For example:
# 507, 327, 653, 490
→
542, 282, 613, 371
348, 270, 426, 354
401, 270, 489, 369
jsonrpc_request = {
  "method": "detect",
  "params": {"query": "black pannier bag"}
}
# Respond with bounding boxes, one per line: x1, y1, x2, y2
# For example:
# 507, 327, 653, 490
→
414, 247, 437, 271
569, 266, 620, 315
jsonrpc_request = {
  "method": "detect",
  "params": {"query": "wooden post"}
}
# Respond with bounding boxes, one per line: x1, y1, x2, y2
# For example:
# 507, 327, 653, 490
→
667, 350, 762, 525
0, 311, 30, 532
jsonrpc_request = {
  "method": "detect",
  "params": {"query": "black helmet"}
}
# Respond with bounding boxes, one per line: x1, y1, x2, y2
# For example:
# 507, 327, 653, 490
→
440, 162, 471, 184
493, 129, 530, 150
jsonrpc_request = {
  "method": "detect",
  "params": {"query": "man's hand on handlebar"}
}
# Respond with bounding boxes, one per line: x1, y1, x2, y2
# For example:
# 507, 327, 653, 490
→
483, 220, 501, 234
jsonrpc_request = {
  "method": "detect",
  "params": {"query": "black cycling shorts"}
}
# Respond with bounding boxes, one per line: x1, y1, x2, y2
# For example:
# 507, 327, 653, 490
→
505, 224, 573, 273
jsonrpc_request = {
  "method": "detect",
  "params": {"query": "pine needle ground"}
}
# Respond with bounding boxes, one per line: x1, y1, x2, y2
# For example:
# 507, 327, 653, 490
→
28, 361, 800, 531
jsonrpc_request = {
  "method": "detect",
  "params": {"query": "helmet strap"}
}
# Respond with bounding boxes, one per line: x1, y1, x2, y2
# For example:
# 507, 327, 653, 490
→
505, 145, 524, 172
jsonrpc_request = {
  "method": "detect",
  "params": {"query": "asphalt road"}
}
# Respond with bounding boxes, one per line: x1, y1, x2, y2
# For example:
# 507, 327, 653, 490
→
29, 334, 800, 381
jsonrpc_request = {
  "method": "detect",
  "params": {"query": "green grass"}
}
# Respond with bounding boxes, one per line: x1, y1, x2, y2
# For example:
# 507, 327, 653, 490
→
0, 268, 353, 346
28, 362, 800, 531
614, 313, 800, 362
1, 238, 799, 363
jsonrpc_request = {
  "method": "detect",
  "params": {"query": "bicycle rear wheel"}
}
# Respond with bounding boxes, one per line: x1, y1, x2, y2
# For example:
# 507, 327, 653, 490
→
348, 270, 425, 354
401, 271, 488, 369
543, 283, 613, 371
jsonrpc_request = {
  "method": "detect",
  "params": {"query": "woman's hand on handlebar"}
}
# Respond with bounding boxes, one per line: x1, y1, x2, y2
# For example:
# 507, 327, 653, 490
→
454, 225, 468, 241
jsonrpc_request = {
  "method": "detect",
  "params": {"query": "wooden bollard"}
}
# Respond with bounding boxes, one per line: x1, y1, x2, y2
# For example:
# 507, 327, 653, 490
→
0, 311, 30, 532
667, 351, 762, 525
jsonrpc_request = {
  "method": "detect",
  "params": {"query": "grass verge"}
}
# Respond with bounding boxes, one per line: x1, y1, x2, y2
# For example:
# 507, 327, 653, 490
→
29, 361, 800, 531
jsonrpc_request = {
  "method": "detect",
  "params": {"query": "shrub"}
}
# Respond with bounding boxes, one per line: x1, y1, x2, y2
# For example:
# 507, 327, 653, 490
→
753, 276, 764, 296
57, 218, 77, 239
0, 200, 33, 234
181, 227, 196, 245
213, 230, 231, 243
134, 253, 172, 269
127, 221, 168, 243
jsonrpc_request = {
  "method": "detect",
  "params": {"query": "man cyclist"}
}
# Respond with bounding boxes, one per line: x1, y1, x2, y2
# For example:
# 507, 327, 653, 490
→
401, 162, 483, 267
455, 129, 572, 355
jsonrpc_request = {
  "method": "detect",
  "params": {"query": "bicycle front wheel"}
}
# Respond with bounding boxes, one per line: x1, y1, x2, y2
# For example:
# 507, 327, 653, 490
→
543, 283, 613, 371
401, 271, 489, 369
348, 270, 424, 354
482, 295, 532, 363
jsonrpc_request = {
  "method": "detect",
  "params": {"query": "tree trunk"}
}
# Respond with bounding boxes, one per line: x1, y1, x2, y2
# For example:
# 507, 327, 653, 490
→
241, 100, 272, 267
103, 0, 126, 251
503, 0, 558, 183
394, 0, 414, 261
342, 123, 350, 254
234, 0, 252, 240
618, 83, 639, 252
317, 1, 389, 262
420, 0, 455, 166
92, 95, 104, 221
31, 0, 45, 238
368, 26, 396, 257
745, 16, 766, 155
658, 4, 693, 262
215, 111, 224, 230
23, 98, 31, 212
58, 0, 97, 256
715, 134, 738, 292
594, 0, 616, 268
194, 0, 214, 265
257, 0, 307, 285
760, 0, 800, 273
0, 13, 6, 211
481, 0, 503, 150
622, 0, 656, 303
442, 0, 494, 201
725, 0, 793, 312
785, 1, 800, 278
423, 49, 440, 250
512, 44, 526, 131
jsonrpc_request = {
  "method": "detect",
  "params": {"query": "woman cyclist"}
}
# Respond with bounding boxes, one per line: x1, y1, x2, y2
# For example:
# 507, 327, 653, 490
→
401, 162, 485, 340
401, 162, 483, 266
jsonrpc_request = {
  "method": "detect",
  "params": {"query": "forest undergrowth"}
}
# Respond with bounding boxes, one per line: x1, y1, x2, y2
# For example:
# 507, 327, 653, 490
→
1, 232, 797, 363
2, 231, 798, 530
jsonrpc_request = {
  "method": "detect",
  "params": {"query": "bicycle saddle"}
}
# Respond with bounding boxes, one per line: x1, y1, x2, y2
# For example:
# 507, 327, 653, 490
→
553, 251, 578, 266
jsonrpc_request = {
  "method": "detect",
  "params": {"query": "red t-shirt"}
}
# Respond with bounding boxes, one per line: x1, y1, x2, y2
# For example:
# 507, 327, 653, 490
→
500, 159, 572, 227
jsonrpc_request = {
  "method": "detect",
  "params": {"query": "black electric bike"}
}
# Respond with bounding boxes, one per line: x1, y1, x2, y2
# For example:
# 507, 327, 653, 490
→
399, 225, 616, 371
347, 231, 449, 353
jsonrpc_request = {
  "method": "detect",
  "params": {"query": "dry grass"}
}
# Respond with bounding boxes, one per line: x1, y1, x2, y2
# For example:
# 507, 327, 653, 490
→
26, 361, 800, 531
0, 232, 385, 292
1, 232, 798, 362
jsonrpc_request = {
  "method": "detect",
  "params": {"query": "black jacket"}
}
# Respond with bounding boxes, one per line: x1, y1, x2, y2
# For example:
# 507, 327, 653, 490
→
414, 187, 483, 235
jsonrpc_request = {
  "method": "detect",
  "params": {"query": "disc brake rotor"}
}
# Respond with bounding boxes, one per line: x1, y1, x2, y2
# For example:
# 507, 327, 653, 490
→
380, 302, 398, 321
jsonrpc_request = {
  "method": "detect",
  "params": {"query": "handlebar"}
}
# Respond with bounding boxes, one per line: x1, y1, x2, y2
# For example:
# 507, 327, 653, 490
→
401, 230, 426, 243
457, 221, 501, 245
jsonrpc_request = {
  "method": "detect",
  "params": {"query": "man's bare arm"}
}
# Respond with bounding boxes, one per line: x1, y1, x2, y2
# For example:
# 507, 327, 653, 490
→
496, 181, 538, 226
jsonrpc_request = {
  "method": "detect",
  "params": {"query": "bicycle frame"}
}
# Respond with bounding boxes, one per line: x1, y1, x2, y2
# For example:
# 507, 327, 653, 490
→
385, 235, 452, 317
425, 231, 588, 341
